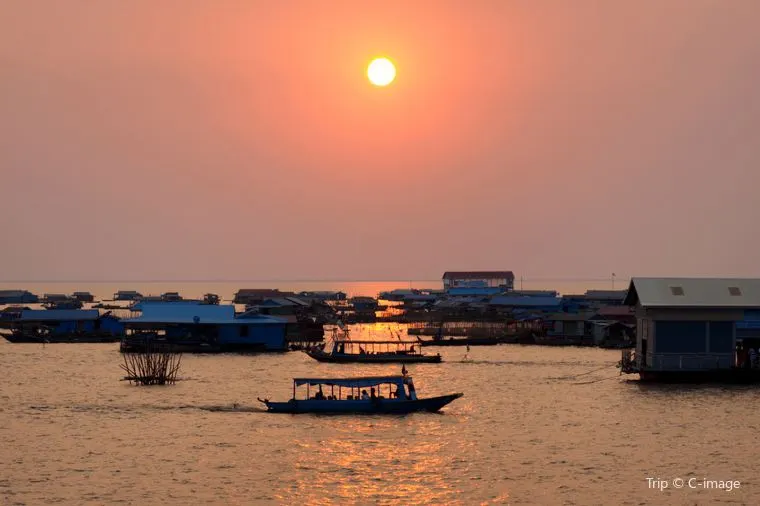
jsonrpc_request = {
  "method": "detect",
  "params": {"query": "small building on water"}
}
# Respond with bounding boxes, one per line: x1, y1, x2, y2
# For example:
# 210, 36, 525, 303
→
113, 290, 143, 301
121, 303, 287, 352
0, 290, 39, 304
2, 309, 123, 342
620, 277, 760, 381
443, 271, 515, 291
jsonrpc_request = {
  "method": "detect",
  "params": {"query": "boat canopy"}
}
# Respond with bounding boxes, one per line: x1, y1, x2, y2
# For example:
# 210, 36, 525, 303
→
293, 376, 410, 388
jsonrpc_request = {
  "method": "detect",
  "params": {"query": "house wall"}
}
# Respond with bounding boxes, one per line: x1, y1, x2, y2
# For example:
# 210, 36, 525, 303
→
635, 307, 739, 371
97, 317, 125, 335
218, 324, 286, 351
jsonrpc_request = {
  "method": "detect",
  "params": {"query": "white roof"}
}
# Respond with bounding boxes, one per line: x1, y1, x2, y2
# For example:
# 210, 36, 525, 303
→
625, 277, 760, 308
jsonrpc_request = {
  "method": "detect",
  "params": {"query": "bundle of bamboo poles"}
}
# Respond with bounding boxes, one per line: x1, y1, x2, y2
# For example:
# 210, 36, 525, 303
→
120, 345, 182, 385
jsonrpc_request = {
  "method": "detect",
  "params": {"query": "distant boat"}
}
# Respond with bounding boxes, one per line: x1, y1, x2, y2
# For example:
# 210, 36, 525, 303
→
258, 375, 463, 414
306, 338, 442, 363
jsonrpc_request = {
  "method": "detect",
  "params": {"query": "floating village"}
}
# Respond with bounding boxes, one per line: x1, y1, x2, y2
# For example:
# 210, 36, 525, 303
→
3, 271, 760, 397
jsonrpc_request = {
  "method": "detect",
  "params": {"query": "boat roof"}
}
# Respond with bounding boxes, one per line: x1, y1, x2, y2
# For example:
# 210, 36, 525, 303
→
293, 376, 410, 387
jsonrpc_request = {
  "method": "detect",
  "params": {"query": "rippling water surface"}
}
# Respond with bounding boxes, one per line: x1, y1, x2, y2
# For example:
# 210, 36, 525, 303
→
1, 334, 758, 505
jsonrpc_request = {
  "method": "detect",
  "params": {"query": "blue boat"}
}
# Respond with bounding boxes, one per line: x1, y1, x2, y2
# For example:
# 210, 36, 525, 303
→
259, 375, 463, 414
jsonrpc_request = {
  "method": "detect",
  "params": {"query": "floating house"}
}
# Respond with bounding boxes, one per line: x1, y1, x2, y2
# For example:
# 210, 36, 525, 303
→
349, 296, 379, 312
620, 277, 760, 381
72, 291, 95, 303
561, 290, 628, 312
298, 291, 347, 301
1, 309, 123, 342
447, 287, 503, 297
584, 290, 628, 306
443, 271, 515, 291
233, 288, 296, 305
121, 303, 287, 352
546, 313, 591, 339
42, 294, 83, 309
0, 290, 39, 304
488, 296, 562, 312
113, 290, 143, 301
509, 290, 559, 298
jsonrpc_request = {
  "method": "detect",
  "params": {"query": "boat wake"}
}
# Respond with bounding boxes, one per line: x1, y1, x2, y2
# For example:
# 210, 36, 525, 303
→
198, 404, 265, 413
29, 403, 267, 414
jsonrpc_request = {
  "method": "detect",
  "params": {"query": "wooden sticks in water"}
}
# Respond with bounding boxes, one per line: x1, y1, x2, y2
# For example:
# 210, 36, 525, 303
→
120, 345, 182, 385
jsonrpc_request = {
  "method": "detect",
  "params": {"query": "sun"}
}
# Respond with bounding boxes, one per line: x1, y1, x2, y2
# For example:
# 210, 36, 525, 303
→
367, 57, 396, 87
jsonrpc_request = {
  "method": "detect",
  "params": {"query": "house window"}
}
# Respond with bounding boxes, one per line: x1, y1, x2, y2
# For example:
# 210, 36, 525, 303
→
670, 286, 685, 296
728, 286, 742, 296
239, 326, 249, 337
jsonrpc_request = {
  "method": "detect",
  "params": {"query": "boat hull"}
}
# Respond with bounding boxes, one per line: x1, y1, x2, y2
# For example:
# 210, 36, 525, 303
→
305, 350, 442, 363
263, 393, 463, 414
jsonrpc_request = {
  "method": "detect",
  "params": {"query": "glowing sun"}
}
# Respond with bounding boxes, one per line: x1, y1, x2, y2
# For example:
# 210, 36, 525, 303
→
367, 57, 396, 87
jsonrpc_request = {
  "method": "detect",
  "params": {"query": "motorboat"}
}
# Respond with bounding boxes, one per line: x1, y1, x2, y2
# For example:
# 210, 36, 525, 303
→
258, 375, 462, 414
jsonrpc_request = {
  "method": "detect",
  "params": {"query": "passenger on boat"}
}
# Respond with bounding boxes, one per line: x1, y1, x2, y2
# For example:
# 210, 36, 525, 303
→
393, 385, 405, 399
361, 390, 370, 400
359, 347, 366, 354
749, 348, 757, 369
370, 388, 377, 401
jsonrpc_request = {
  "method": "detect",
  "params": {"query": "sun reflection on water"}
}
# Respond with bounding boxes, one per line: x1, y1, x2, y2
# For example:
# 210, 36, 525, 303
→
276, 416, 476, 505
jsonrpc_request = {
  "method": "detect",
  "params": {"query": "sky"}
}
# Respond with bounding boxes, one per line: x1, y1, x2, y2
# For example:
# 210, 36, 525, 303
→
1, 1, 759, 282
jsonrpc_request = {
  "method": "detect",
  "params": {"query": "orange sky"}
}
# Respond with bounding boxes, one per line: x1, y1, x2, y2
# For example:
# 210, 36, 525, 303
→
1, 1, 759, 281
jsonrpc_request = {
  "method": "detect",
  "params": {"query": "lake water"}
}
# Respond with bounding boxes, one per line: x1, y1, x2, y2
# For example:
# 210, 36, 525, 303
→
1, 328, 757, 505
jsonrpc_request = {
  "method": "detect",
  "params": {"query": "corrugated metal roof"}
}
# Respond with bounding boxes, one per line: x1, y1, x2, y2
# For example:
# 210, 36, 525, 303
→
625, 278, 760, 308
20, 309, 100, 321
443, 271, 514, 280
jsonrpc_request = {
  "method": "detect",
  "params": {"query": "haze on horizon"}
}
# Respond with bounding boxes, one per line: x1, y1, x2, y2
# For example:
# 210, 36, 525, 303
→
2, 1, 759, 282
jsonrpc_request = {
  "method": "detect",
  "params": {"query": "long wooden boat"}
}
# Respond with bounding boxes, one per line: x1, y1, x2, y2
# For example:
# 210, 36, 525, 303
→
259, 375, 463, 414
305, 339, 441, 363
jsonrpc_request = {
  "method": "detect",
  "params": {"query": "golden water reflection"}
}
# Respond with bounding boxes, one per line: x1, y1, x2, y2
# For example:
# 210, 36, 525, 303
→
277, 417, 476, 505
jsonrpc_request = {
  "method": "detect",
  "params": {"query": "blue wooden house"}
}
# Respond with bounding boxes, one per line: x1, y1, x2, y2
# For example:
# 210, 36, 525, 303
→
2, 309, 124, 342
122, 303, 287, 352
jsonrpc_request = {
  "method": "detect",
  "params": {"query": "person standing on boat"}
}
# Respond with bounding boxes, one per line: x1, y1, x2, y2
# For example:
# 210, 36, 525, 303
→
750, 348, 757, 369
361, 390, 370, 400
